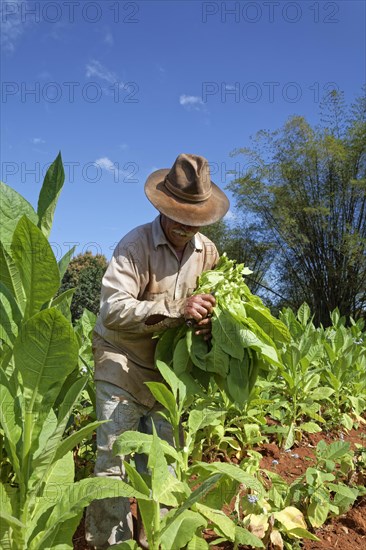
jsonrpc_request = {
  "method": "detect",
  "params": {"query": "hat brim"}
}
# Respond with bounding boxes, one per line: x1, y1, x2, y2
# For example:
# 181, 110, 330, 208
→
144, 168, 230, 226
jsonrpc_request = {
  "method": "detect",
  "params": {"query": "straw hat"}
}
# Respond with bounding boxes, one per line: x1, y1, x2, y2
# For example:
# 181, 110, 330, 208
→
144, 153, 230, 226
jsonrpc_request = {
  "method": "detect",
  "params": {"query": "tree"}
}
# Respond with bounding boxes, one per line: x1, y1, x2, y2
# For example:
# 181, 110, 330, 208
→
202, 219, 274, 296
228, 90, 366, 326
59, 251, 108, 323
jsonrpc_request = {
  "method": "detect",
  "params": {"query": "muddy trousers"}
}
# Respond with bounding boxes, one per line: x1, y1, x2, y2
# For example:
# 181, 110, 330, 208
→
85, 381, 174, 549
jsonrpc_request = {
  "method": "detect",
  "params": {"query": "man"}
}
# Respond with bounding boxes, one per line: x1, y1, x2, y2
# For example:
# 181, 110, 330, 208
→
85, 153, 229, 548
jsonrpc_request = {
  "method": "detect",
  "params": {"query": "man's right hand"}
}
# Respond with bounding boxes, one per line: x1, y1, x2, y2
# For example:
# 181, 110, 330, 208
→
184, 293, 216, 322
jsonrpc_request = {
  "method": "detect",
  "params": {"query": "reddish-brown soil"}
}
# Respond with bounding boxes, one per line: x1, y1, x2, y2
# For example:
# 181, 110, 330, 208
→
73, 423, 366, 549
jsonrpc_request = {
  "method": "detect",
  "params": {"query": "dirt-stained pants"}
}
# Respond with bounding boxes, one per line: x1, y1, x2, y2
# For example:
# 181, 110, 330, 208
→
85, 381, 174, 549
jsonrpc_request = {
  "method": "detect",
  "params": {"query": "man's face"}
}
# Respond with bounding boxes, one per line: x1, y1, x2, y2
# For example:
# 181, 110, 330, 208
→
160, 214, 200, 250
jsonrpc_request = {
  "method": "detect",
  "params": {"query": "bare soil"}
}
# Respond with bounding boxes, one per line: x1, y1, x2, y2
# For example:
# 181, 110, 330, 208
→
73, 423, 366, 550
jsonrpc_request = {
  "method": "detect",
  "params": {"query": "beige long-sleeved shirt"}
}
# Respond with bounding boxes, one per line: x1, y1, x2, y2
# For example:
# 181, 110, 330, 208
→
93, 215, 219, 407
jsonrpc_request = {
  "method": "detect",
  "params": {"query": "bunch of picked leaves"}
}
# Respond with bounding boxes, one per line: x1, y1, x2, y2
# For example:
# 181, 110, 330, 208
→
155, 254, 290, 406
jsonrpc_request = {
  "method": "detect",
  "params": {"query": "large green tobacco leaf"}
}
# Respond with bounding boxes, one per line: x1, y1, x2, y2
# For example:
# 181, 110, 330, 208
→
77, 307, 97, 338
0, 242, 26, 313
204, 344, 230, 376
195, 503, 235, 541
156, 359, 189, 403
113, 430, 179, 463
13, 308, 79, 487
123, 462, 155, 545
307, 495, 330, 528
0, 282, 22, 346
0, 510, 25, 530
148, 427, 186, 507
28, 378, 89, 502
0, 369, 22, 478
30, 408, 58, 467
317, 440, 351, 462
297, 302, 312, 326
239, 323, 281, 366
29, 451, 75, 530
0, 342, 14, 380
0, 482, 18, 546
160, 474, 223, 529
57, 244, 76, 280
172, 338, 192, 375
11, 217, 60, 319
191, 462, 263, 495
14, 308, 78, 409
160, 510, 206, 550
28, 477, 150, 550
187, 535, 209, 549
0, 181, 38, 249
51, 288, 76, 321
155, 326, 178, 365
0, 508, 25, 537
37, 152, 65, 239
234, 526, 265, 547
188, 408, 223, 435
123, 463, 150, 496
35, 377, 86, 463
212, 308, 244, 360
187, 330, 209, 370
145, 382, 178, 420
244, 303, 291, 343
227, 355, 249, 406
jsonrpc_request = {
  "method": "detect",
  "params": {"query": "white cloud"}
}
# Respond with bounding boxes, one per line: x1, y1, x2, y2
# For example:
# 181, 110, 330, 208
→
104, 31, 114, 46
86, 60, 119, 85
1, 0, 28, 52
95, 157, 117, 172
95, 156, 139, 183
32, 138, 45, 144
179, 94, 207, 112
86, 60, 125, 98
180, 95, 203, 107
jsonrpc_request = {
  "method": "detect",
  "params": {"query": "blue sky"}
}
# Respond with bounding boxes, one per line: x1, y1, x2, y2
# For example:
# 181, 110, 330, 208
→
1, 0, 365, 262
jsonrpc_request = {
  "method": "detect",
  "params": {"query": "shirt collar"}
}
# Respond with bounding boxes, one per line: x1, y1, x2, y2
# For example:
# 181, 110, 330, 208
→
152, 215, 203, 251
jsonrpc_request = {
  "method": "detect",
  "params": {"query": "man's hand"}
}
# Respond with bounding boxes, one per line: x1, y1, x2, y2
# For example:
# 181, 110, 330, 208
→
193, 316, 213, 341
184, 293, 216, 322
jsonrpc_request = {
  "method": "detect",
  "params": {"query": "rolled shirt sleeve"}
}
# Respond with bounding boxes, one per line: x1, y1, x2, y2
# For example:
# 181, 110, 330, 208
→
99, 253, 187, 333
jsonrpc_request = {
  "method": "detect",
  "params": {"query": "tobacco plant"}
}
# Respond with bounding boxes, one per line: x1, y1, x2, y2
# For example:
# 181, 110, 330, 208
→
287, 439, 361, 528
0, 155, 146, 549
113, 361, 265, 550
319, 309, 366, 429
